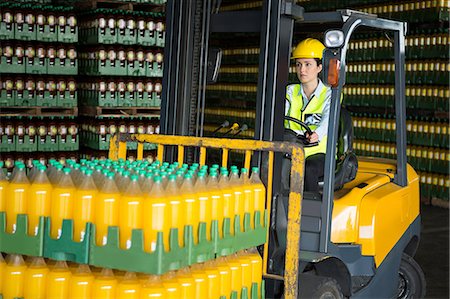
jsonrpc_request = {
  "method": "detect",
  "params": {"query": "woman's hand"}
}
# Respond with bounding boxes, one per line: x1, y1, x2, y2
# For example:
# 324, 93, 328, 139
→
306, 132, 319, 143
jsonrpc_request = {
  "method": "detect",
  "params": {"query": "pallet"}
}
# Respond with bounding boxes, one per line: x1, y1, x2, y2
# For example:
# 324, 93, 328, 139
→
77, 0, 165, 11
0, 106, 78, 117
80, 105, 160, 118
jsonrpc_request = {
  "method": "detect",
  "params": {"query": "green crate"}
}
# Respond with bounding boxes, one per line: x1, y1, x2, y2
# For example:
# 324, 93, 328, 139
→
14, 90, 35, 106
0, 57, 26, 73
152, 92, 161, 107
37, 24, 58, 42
82, 59, 127, 76
117, 92, 136, 106
0, 213, 45, 257
15, 135, 38, 152
25, 57, 47, 74
58, 135, 79, 151
136, 91, 153, 107
81, 27, 117, 44
35, 91, 58, 107
58, 25, 78, 43
14, 23, 36, 40
0, 90, 14, 106
47, 58, 77, 75
146, 61, 163, 77
0, 22, 14, 39
156, 31, 165, 47
37, 135, 58, 151
84, 90, 118, 107
128, 61, 146, 77
118, 28, 137, 44
57, 91, 77, 107
137, 29, 156, 46
43, 218, 90, 264
0, 136, 16, 151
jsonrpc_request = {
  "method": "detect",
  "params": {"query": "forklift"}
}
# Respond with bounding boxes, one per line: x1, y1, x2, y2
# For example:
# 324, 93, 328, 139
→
128, 0, 426, 298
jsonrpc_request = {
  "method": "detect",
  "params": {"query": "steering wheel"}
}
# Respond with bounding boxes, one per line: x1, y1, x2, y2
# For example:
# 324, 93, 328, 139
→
284, 116, 319, 147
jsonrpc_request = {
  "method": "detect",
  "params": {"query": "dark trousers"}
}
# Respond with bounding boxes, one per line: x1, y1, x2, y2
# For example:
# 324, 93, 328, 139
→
304, 153, 325, 192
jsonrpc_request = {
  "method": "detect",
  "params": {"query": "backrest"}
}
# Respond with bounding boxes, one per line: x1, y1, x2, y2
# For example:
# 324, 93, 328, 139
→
337, 108, 354, 158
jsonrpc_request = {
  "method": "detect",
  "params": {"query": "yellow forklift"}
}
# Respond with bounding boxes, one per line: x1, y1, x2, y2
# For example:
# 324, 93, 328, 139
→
111, 1, 425, 298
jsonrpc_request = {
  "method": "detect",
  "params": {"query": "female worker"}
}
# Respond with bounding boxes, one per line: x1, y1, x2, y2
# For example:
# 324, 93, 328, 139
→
285, 38, 331, 192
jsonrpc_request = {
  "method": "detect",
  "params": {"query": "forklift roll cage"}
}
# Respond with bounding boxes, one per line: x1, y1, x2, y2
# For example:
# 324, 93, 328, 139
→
160, 0, 409, 298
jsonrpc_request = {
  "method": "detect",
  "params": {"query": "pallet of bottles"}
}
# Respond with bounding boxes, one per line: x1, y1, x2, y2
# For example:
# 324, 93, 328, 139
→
0, 249, 263, 299
0, 159, 268, 276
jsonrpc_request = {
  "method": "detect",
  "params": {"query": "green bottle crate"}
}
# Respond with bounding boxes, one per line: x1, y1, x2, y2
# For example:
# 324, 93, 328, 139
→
35, 92, 57, 106
14, 23, 36, 40
37, 24, 58, 42
137, 29, 156, 46
0, 22, 14, 39
37, 135, 58, 151
25, 57, 47, 74
15, 135, 38, 152
136, 91, 153, 107
57, 91, 77, 107
118, 27, 137, 45
127, 61, 146, 77
82, 27, 117, 44
0, 57, 26, 73
0, 90, 13, 106
57, 25, 78, 43
14, 90, 35, 106
156, 31, 165, 47
58, 136, 79, 151
146, 61, 163, 77
117, 91, 136, 107
0, 135, 16, 152
43, 218, 90, 264
47, 58, 77, 75
152, 92, 161, 107
0, 213, 45, 257
88, 90, 118, 107
82, 60, 127, 76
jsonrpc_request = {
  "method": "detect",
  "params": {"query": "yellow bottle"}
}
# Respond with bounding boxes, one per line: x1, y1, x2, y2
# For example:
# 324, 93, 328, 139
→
117, 272, 141, 299
2, 254, 27, 299
189, 264, 208, 299
161, 271, 181, 299
247, 248, 263, 298
250, 167, 266, 228
176, 268, 196, 299
5, 164, 29, 233
207, 170, 225, 238
119, 174, 143, 249
241, 168, 255, 229
0, 254, 5, 294
165, 174, 185, 248
217, 257, 232, 298
195, 171, 212, 240
23, 257, 49, 299
238, 252, 253, 295
180, 174, 199, 244
28, 165, 52, 236
230, 168, 245, 233
228, 254, 243, 296
203, 261, 220, 299
73, 169, 98, 242
219, 169, 235, 234
140, 275, 166, 298
50, 168, 76, 238
0, 161, 8, 212
96, 172, 121, 246
46, 260, 72, 299
91, 268, 117, 299
143, 175, 170, 252
68, 264, 94, 299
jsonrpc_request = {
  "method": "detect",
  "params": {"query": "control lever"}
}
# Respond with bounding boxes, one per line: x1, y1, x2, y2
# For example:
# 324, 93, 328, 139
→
222, 123, 239, 137
233, 124, 248, 137
212, 120, 230, 136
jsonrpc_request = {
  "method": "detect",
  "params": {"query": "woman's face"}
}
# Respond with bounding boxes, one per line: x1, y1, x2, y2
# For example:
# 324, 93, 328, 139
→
295, 58, 322, 85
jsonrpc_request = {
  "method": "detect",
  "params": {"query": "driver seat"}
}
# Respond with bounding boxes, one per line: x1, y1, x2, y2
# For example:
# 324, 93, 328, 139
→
318, 107, 358, 190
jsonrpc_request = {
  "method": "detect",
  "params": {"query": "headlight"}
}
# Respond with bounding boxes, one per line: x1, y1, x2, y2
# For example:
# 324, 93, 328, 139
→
325, 30, 345, 48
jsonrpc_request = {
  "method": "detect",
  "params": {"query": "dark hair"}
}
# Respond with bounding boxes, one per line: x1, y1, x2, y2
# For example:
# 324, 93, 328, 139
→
315, 58, 322, 66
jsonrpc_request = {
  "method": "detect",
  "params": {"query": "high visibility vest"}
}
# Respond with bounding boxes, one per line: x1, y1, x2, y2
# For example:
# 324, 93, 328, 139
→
285, 83, 329, 157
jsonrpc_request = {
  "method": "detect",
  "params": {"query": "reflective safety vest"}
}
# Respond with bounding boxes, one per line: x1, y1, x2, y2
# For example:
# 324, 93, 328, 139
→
285, 83, 328, 157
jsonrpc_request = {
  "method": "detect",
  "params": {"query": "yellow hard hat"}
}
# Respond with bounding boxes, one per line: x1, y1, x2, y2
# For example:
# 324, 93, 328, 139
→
291, 38, 325, 59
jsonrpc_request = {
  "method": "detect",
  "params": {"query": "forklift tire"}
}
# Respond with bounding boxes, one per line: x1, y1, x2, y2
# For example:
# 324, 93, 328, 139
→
397, 253, 426, 299
298, 275, 344, 299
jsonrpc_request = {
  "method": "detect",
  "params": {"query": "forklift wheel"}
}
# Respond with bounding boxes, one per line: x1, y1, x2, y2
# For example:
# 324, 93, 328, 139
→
397, 253, 426, 299
298, 276, 344, 299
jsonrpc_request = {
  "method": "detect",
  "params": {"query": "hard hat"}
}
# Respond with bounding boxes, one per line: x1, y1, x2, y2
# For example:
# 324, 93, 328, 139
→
291, 38, 325, 59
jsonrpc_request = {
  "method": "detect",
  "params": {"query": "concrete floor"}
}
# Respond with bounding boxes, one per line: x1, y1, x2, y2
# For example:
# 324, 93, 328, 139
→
415, 204, 449, 299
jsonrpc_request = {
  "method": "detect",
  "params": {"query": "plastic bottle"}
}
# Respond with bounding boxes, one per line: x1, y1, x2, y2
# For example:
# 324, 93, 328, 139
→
140, 275, 166, 298
23, 257, 49, 299
73, 169, 98, 242
246, 248, 263, 297
166, 174, 185, 247
5, 164, 30, 233
161, 271, 180, 299
117, 272, 141, 299
176, 268, 195, 299
240, 168, 255, 229
219, 169, 235, 234
91, 268, 117, 299
117, 170, 131, 193
251, 167, 266, 228
189, 264, 208, 299
230, 168, 245, 233
46, 261, 72, 299
50, 167, 76, 238
139, 172, 153, 194
207, 170, 224, 238
195, 171, 212, 240
2, 254, 27, 299
28, 165, 52, 236
203, 261, 220, 299
95, 172, 120, 246
0, 161, 9, 212
119, 174, 143, 249
216, 257, 232, 298
143, 176, 169, 252
68, 264, 94, 299
238, 251, 253, 295
228, 254, 243, 297
49, 163, 64, 185
0, 254, 5, 294
180, 174, 199, 244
